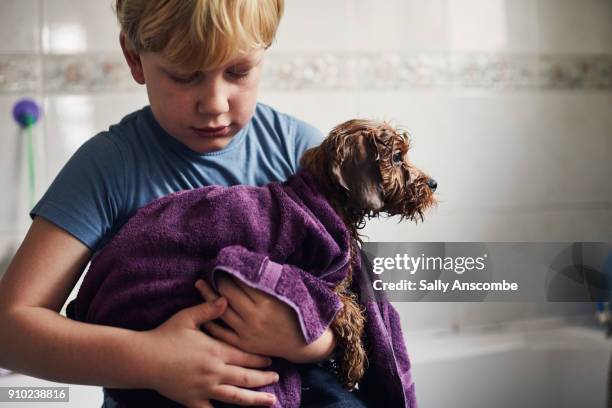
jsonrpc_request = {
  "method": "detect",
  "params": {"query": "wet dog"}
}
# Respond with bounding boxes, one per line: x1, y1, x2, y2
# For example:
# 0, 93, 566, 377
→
300, 119, 437, 387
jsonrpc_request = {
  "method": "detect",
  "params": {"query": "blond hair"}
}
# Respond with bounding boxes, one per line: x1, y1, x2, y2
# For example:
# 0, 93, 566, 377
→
115, 0, 284, 70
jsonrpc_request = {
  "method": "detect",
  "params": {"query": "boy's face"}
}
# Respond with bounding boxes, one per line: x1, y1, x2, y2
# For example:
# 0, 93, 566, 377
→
121, 36, 264, 153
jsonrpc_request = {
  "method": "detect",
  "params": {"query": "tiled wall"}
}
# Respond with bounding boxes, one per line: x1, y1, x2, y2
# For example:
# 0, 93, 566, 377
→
1, 0, 611, 331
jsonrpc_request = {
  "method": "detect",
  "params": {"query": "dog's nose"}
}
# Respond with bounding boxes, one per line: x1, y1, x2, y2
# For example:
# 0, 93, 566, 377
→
427, 178, 437, 192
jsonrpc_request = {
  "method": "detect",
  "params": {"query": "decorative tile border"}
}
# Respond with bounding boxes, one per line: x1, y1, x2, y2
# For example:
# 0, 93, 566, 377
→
539, 54, 612, 89
262, 53, 612, 90
43, 54, 139, 93
0, 54, 41, 93
1, 52, 611, 93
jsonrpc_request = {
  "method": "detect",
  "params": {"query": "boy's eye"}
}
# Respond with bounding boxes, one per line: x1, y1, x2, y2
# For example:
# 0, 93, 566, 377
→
170, 72, 202, 84
226, 67, 252, 80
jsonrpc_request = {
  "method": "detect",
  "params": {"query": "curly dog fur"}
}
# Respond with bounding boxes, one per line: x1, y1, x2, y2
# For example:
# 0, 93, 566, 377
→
300, 119, 437, 389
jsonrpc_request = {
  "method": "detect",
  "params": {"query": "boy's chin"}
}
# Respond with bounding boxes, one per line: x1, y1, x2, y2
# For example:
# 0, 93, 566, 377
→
182, 135, 235, 154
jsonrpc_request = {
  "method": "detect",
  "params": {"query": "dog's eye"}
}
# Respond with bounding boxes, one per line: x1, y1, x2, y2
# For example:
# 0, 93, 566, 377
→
392, 151, 403, 165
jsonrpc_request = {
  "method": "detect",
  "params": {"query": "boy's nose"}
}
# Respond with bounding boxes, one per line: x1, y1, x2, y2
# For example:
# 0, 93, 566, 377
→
197, 81, 230, 116
197, 96, 229, 116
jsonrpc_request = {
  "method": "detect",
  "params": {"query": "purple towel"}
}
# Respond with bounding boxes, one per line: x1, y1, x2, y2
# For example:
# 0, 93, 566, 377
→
71, 170, 416, 407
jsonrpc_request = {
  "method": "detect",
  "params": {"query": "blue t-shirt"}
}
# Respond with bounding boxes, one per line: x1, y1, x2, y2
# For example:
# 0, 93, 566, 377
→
31, 102, 323, 253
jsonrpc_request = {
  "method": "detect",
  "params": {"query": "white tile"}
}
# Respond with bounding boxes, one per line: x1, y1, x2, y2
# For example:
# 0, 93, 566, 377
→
448, 0, 509, 51
504, 0, 540, 53
42, 0, 120, 53
43, 92, 148, 185
532, 91, 612, 203
258, 91, 361, 135
345, 0, 450, 52
362, 208, 612, 242
446, 0, 540, 53
537, 0, 612, 54
273, 0, 355, 52
274, 0, 449, 53
442, 91, 612, 209
0, 232, 25, 279
0, 0, 40, 52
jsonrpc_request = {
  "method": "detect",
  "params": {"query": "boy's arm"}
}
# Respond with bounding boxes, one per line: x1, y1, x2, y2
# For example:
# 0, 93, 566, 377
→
0, 217, 148, 388
0, 217, 279, 407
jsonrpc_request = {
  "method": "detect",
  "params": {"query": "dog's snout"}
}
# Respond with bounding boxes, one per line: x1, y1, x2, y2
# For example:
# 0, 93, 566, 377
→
427, 178, 437, 192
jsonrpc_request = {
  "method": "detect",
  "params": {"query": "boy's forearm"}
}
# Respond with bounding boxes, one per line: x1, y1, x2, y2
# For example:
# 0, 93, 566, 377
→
0, 306, 150, 389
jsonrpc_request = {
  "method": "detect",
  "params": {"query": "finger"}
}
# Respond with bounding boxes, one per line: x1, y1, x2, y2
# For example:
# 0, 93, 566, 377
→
221, 365, 279, 389
231, 277, 269, 304
220, 344, 272, 368
217, 275, 255, 316
211, 306, 245, 334
195, 279, 219, 302
211, 385, 276, 407
220, 305, 244, 330
204, 321, 241, 348
196, 280, 244, 329
189, 295, 227, 326
230, 276, 264, 303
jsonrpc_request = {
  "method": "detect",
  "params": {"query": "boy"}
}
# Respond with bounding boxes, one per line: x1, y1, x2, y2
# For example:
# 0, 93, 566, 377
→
0, 1, 352, 406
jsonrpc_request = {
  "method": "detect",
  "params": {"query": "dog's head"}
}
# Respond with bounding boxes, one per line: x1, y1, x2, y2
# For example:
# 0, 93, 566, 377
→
301, 119, 437, 229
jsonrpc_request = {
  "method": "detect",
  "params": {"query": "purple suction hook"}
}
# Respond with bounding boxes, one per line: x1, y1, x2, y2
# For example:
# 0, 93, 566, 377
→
13, 98, 41, 127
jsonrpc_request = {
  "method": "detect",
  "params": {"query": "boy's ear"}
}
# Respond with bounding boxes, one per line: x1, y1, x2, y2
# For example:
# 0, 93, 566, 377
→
120, 33, 145, 85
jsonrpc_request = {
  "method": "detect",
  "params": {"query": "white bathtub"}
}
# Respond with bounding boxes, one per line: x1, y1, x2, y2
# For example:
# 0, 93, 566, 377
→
405, 318, 612, 408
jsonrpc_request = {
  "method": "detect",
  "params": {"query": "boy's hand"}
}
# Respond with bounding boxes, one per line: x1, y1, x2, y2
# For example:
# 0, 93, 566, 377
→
196, 277, 336, 364
139, 296, 278, 408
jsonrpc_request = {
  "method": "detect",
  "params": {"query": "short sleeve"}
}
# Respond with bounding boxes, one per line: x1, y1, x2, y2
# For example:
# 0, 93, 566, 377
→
292, 118, 324, 170
30, 133, 126, 251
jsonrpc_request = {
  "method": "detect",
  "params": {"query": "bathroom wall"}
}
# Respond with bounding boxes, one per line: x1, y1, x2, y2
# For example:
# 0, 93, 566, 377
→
0, 0, 611, 332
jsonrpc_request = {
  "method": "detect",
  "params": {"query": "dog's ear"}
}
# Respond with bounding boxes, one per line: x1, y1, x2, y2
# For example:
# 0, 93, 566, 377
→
331, 132, 385, 212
